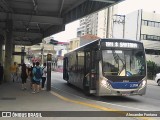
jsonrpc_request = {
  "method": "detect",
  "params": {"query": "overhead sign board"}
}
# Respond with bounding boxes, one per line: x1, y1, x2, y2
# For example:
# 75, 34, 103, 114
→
12, 52, 26, 55
105, 42, 139, 49
47, 54, 52, 61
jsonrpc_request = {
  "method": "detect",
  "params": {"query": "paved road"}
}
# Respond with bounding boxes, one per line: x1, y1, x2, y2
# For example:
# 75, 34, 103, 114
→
0, 71, 159, 120
51, 72, 160, 120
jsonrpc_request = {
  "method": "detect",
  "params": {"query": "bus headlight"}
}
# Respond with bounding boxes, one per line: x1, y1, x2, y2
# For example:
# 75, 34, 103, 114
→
101, 80, 107, 85
101, 79, 110, 87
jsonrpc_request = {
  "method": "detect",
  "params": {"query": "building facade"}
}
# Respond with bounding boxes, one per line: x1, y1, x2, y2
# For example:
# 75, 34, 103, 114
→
113, 10, 160, 65
77, 13, 99, 37
77, 6, 117, 38
69, 34, 100, 51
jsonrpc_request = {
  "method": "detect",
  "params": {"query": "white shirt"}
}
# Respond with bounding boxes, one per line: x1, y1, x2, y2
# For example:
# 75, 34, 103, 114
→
42, 66, 47, 77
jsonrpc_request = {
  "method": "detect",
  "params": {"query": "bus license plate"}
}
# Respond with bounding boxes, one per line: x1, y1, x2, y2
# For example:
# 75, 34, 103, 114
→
122, 93, 130, 96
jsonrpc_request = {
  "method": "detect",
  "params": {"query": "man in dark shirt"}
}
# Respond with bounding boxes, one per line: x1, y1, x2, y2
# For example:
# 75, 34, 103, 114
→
0, 63, 4, 84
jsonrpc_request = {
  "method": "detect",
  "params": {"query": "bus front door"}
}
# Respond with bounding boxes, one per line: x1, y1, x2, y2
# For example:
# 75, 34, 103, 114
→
84, 50, 97, 94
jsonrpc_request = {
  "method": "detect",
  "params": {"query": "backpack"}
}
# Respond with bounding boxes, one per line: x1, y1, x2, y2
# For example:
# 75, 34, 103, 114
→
34, 67, 42, 79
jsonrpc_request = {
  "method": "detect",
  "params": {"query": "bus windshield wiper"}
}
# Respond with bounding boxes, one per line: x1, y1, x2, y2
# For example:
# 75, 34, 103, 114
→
112, 50, 126, 75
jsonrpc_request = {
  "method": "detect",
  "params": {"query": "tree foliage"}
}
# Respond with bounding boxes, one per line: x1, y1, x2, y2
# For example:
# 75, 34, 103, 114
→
147, 60, 160, 79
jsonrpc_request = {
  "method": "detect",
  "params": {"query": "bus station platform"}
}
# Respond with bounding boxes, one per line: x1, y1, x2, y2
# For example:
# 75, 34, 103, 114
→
0, 80, 64, 112
0, 77, 157, 119
0, 78, 156, 109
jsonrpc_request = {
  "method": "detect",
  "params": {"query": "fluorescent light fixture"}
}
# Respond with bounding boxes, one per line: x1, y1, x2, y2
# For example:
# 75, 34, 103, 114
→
90, 0, 115, 3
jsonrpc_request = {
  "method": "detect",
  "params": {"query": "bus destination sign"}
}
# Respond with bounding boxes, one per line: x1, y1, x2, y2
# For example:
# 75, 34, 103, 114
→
105, 42, 138, 48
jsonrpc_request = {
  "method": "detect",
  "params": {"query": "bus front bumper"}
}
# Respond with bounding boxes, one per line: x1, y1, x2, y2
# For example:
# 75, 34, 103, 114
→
97, 85, 146, 96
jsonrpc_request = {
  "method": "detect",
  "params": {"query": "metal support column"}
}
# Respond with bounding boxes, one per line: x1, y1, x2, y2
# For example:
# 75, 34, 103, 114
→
0, 41, 3, 63
12, 44, 15, 64
41, 44, 44, 65
21, 46, 25, 64
106, 7, 112, 38
47, 54, 52, 91
4, 19, 13, 82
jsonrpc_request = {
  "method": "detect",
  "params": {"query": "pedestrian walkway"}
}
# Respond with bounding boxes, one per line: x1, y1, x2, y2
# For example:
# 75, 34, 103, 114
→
0, 79, 157, 119
54, 67, 63, 73
0, 79, 106, 119
0, 81, 65, 111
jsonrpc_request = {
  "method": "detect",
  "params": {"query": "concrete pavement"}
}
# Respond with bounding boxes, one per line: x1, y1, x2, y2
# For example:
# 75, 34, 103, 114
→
0, 78, 156, 109
0, 80, 65, 111
0, 77, 158, 119
0, 77, 100, 116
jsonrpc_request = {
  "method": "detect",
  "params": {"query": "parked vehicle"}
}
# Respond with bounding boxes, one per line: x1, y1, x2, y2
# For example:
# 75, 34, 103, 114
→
155, 73, 160, 86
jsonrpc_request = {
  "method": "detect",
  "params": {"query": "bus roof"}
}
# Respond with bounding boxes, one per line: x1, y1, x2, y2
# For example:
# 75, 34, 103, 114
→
101, 38, 143, 43
65, 38, 143, 55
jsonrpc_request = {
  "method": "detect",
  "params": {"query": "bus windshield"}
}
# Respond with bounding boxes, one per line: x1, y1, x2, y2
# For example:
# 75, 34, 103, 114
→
102, 49, 146, 77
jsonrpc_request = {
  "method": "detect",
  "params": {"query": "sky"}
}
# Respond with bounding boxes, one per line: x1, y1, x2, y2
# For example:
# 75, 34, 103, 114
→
52, 0, 160, 42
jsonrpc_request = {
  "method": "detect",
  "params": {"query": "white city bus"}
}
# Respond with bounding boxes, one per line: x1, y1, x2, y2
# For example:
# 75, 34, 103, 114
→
63, 39, 147, 96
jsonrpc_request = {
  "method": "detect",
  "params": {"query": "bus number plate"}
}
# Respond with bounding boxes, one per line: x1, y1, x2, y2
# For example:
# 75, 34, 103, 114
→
130, 84, 138, 88
122, 93, 130, 96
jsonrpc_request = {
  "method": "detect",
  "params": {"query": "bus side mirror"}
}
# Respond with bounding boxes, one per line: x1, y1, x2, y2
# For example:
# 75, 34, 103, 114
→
96, 51, 101, 61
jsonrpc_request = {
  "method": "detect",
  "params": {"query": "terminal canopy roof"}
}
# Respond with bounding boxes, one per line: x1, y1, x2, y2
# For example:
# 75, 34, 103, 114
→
0, 0, 123, 46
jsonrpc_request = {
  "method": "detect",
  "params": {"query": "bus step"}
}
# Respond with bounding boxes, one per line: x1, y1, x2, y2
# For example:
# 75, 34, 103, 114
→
90, 90, 96, 94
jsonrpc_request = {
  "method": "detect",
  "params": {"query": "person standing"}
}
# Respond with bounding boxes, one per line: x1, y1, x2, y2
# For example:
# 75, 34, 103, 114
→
10, 62, 18, 82
21, 63, 28, 90
29, 63, 35, 89
28, 64, 33, 89
32, 62, 42, 93
41, 63, 47, 90
0, 63, 4, 84
17, 64, 22, 82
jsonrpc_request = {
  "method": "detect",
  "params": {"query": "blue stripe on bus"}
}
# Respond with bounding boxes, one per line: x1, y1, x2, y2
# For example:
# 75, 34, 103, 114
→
108, 80, 140, 89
